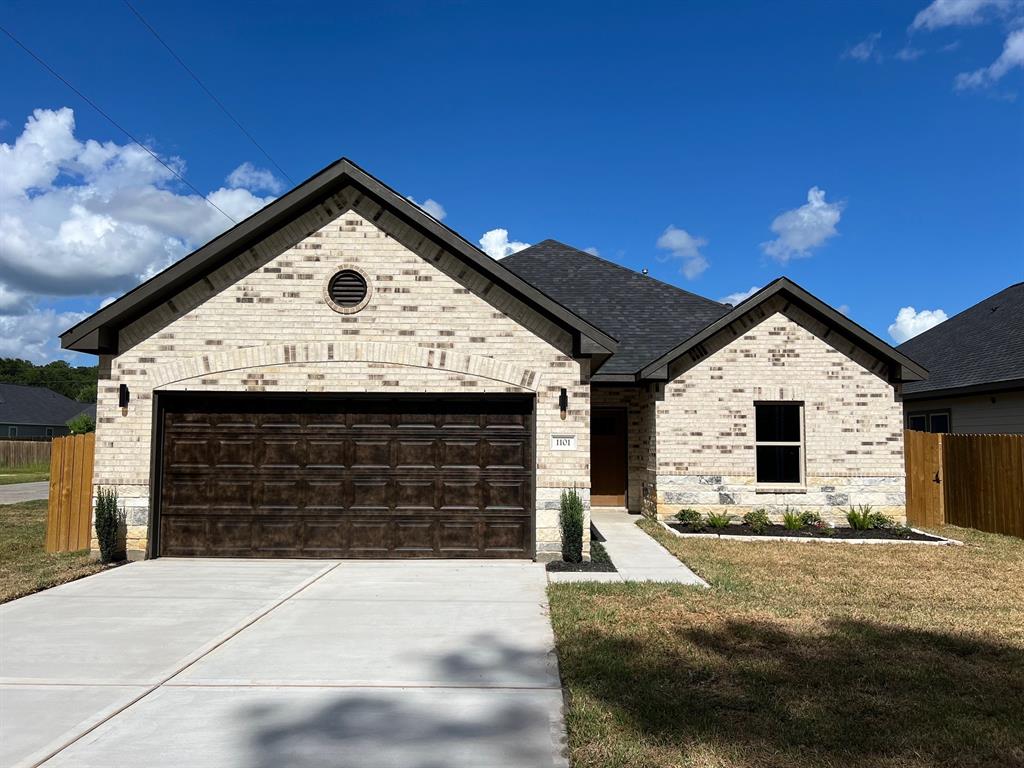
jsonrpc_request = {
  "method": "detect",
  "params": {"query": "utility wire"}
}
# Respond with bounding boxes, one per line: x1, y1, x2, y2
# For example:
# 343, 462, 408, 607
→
122, 0, 295, 186
0, 24, 237, 226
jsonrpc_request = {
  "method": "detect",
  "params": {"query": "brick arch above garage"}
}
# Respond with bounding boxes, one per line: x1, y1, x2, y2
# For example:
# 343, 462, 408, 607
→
148, 341, 543, 392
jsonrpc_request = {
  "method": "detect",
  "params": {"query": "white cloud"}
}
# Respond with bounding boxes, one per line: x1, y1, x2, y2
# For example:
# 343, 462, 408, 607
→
0, 308, 88, 363
479, 228, 529, 260
954, 27, 1024, 88
584, 246, 600, 256
0, 107, 276, 299
837, 304, 851, 315
656, 226, 709, 279
896, 45, 926, 61
843, 32, 883, 61
0, 284, 32, 315
761, 187, 843, 263
0, 107, 280, 361
407, 197, 447, 221
226, 162, 284, 194
911, 0, 1011, 31
719, 286, 760, 306
888, 306, 949, 342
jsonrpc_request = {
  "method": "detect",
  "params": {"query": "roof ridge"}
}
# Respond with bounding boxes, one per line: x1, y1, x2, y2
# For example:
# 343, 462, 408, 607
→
523, 239, 727, 309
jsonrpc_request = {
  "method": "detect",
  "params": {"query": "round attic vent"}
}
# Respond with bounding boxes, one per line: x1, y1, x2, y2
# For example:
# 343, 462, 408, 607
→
324, 267, 371, 314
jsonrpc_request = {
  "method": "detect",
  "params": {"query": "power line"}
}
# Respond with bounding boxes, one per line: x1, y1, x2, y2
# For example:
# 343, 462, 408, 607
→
0, 24, 237, 226
122, 0, 295, 186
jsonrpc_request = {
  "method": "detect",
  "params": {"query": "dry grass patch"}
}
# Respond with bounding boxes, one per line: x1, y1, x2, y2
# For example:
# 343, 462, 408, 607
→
549, 519, 1024, 768
0, 500, 105, 603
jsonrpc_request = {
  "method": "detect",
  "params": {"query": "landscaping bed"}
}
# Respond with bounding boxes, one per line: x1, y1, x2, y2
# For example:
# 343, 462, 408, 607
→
666, 521, 946, 542
546, 539, 616, 572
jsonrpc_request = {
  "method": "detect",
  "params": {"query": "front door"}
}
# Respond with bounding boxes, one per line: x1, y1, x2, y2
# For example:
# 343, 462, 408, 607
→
591, 407, 627, 506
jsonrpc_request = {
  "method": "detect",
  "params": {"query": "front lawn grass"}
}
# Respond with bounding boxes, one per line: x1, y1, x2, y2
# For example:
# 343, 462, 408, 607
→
548, 518, 1024, 768
0, 500, 104, 603
0, 461, 50, 485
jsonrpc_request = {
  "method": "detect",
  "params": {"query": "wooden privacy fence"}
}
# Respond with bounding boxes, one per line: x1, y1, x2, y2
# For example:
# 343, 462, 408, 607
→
45, 433, 95, 552
0, 439, 51, 468
905, 430, 1024, 539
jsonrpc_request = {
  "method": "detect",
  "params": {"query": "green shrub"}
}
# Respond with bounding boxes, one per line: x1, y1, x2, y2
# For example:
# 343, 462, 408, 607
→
94, 487, 127, 564
781, 507, 804, 530
66, 412, 96, 434
846, 505, 874, 530
870, 512, 898, 530
705, 511, 734, 529
743, 508, 771, 533
674, 508, 702, 525
559, 488, 585, 563
800, 509, 823, 527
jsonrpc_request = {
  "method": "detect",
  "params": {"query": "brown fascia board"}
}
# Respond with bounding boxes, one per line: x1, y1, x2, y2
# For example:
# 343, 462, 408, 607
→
637, 278, 929, 384
60, 158, 618, 359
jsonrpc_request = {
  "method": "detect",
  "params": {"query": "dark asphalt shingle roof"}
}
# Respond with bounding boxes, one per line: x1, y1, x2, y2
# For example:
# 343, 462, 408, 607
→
501, 240, 730, 375
898, 282, 1024, 396
0, 383, 95, 426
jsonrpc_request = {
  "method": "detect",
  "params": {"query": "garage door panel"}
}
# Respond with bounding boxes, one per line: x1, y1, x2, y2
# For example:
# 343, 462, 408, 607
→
159, 395, 533, 558
348, 519, 390, 555
214, 438, 257, 469
352, 439, 391, 468
393, 518, 435, 553
306, 439, 347, 468
483, 520, 530, 553
260, 438, 306, 469
486, 440, 529, 469
166, 438, 210, 470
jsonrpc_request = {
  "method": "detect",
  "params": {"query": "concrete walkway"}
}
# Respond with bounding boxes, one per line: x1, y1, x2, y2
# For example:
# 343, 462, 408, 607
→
1, 559, 567, 768
549, 508, 707, 586
0, 481, 49, 504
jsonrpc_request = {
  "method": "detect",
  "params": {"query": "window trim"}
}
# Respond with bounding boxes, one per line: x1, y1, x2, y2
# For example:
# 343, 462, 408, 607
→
906, 409, 952, 434
7, 426, 17, 438
754, 401, 806, 491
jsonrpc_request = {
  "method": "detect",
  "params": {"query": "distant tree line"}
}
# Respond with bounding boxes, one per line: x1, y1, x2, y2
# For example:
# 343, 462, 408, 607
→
0, 358, 98, 403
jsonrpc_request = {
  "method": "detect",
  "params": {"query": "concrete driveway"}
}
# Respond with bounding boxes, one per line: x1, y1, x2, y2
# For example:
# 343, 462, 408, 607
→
0, 481, 49, 504
0, 559, 567, 768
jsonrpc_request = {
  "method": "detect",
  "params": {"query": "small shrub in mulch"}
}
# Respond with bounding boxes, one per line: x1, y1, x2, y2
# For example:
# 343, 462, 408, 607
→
546, 527, 618, 572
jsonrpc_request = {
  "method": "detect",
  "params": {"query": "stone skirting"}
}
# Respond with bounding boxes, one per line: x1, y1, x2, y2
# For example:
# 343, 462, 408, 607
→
654, 474, 906, 523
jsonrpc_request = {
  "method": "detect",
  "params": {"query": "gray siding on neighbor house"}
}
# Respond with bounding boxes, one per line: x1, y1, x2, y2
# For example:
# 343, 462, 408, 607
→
0, 423, 68, 439
903, 389, 1024, 434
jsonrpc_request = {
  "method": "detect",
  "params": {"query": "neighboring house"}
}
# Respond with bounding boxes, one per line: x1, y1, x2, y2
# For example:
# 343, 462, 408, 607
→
898, 282, 1024, 435
0, 383, 96, 439
60, 158, 925, 560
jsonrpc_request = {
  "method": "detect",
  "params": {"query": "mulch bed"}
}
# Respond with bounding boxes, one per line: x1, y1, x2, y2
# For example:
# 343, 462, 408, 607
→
545, 539, 617, 572
667, 522, 946, 542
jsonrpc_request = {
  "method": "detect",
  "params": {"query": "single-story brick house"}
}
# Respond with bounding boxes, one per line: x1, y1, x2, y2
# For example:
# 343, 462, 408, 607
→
60, 159, 926, 561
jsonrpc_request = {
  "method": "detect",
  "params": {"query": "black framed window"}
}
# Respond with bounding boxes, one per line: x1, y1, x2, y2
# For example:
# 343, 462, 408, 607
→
755, 402, 803, 484
907, 410, 951, 434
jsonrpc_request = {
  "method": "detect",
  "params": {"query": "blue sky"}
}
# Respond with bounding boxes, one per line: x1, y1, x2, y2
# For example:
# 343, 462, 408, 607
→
1, 0, 1021, 362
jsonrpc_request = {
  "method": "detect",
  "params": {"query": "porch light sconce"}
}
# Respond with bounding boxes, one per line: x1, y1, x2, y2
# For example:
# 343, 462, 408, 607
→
559, 388, 568, 421
118, 384, 130, 409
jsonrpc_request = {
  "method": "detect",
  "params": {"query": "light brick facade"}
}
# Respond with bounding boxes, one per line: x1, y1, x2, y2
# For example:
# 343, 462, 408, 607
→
94, 190, 591, 559
90, 184, 908, 558
651, 301, 906, 523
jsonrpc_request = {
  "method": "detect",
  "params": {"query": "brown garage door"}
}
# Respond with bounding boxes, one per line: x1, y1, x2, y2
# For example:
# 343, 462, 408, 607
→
156, 395, 534, 558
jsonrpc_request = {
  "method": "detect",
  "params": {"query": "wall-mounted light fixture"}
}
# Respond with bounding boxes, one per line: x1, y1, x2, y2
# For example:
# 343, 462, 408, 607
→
118, 383, 130, 409
559, 387, 568, 421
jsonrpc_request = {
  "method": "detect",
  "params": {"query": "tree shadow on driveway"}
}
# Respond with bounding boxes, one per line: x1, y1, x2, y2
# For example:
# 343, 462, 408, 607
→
239, 632, 565, 768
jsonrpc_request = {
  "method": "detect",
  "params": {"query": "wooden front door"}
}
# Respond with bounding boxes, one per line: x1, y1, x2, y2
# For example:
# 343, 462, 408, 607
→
591, 407, 627, 506
156, 394, 535, 559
